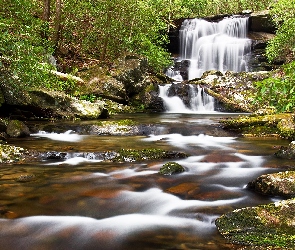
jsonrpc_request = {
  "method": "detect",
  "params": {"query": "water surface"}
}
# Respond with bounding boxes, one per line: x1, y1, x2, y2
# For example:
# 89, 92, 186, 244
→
0, 113, 290, 250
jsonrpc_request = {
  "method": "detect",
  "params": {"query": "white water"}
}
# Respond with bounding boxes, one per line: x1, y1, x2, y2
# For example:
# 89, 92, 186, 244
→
31, 130, 85, 142
159, 84, 215, 113
0, 113, 284, 249
179, 17, 251, 79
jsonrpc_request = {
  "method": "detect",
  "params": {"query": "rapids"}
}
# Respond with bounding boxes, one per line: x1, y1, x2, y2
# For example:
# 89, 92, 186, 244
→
0, 113, 290, 250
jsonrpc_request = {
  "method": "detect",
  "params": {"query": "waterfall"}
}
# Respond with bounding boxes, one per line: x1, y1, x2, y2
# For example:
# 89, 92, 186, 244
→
179, 16, 251, 80
159, 84, 215, 113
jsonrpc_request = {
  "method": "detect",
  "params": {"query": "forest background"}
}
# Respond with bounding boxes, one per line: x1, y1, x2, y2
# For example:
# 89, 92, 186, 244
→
0, 0, 294, 112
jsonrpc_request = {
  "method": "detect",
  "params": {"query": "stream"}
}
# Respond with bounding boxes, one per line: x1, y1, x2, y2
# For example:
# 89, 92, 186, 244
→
0, 112, 290, 250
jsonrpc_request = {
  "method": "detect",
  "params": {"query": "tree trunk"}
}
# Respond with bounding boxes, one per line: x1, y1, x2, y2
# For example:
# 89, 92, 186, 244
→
54, 0, 62, 54
42, 0, 50, 40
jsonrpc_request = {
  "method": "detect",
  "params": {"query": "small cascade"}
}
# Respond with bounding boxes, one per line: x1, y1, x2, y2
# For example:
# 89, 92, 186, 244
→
159, 84, 215, 113
172, 16, 251, 80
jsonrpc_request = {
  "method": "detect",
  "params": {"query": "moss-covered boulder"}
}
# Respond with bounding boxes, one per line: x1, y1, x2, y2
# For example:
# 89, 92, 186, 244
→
220, 113, 295, 138
113, 149, 188, 163
248, 171, 295, 198
6, 120, 30, 138
159, 162, 185, 175
216, 199, 295, 248
29, 89, 108, 119
189, 71, 272, 112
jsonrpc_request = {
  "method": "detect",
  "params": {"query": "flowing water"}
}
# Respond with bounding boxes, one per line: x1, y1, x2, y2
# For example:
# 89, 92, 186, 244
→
159, 84, 215, 113
0, 112, 291, 250
169, 16, 251, 80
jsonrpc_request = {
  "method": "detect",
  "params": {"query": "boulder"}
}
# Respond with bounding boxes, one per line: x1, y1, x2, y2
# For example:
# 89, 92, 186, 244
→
159, 162, 185, 175
192, 71, 271, 112
248, 171, 295, 198
6, 120, 30, 138
249, 10, 276, 33
275, 141, 295, 159
29, 89, 108, 119
216, 199, 295, 248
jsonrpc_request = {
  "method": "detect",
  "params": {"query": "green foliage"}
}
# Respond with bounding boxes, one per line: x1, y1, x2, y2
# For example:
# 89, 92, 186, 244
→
253, 62, 295, 113
0, 0, 60, 93
266, 0, 295, 62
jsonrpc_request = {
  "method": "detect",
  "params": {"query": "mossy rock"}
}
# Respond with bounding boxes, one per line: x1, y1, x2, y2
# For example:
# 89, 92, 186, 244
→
248, 171, 295, 198
0, 143, 26, 163
6, 120, 30, 138
113, 149, 188, 163
159, 162, 185, 175
275, 141, 295, 159
216, 199, 295, 248
220, 114, 293, 137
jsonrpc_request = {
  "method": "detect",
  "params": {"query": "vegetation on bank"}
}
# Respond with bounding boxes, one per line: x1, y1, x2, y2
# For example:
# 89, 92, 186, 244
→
252, 0, 295, 113
1, 0, 272, 99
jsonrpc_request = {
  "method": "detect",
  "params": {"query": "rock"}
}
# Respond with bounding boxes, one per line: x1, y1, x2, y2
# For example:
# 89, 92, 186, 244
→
113, 149, 188, 163
189, 71, 271, 112
159, 162, 185, 175
6, 120, 30, 138
248, 171, 295, 198
0, 120, 7, 132
216, 198, 295, 248
0, 143, 26, 163
16, 174, 36, 182
249, 10, 276, 33
277, 117, 295, 140
275, 141, 295, 159
29, 89, 107, 119
220, 113, 292, 137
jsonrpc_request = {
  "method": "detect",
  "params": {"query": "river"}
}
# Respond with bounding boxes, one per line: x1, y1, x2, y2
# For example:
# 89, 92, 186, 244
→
0, 112, 290, 250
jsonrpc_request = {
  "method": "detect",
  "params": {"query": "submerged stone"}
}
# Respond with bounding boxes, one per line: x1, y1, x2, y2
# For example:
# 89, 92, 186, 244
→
216, 199, 295, 248
159, 162, 185, 175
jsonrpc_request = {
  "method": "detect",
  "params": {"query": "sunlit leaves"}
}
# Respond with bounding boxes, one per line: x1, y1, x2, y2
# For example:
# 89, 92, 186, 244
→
253, 62, 295, 112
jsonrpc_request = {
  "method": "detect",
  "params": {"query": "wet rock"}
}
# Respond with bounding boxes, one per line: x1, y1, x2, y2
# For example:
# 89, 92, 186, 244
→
85, 120, 158, 136
275, 141, 295, 159
159, 162, 185, 175
45, 151, 68, 160
247, 171, 295, 198
113, 149, 188, 163
216, 199, 295, 248
0, 143, 26, 163
220, 113, 292, 137
195, 71, 272, 112
6, 120, 30, 138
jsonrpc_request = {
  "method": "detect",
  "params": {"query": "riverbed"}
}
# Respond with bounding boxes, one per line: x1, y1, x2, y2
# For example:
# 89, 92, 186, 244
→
0, 113, 290, 250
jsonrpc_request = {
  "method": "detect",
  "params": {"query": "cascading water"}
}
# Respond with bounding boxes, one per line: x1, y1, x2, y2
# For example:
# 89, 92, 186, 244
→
162, 16, 251, 113
159, 84, 215, 113
179, 16, 251, 80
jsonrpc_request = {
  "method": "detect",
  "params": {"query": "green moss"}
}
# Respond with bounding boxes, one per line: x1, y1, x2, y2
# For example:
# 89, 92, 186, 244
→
113, 149, 188, 162
216, 199, 295, 248
159, 162, 185, 175
220, 114, 294, 137
95, 119, 137, 127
